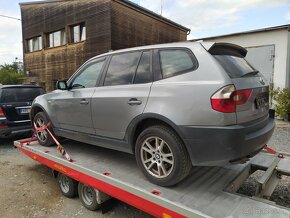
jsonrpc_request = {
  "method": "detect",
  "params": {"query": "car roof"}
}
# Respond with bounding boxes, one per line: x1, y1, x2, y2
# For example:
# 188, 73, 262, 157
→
86, 41, 216, 62
92, 42, 199, 58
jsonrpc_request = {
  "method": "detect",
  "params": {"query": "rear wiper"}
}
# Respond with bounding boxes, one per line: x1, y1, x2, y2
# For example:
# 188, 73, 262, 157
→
242, 70, 259, 77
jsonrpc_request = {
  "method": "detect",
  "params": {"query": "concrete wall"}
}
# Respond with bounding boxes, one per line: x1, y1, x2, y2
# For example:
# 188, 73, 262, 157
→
200, 29, 289, 88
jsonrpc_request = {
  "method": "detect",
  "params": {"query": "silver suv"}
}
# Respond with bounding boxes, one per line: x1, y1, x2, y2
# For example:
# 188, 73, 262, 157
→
31, 42, 274, 186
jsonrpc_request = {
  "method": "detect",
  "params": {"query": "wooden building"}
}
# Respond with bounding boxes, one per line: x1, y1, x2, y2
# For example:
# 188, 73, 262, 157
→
20, 0, 189, 91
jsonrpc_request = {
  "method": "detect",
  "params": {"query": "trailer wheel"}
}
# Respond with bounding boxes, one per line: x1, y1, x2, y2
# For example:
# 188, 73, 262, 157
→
57, 173, 78, 198
33, 112, 54, 146
135, 125, 192, 187
78, 183, 100, 211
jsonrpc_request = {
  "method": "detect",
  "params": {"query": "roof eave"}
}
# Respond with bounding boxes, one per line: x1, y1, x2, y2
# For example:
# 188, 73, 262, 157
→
191, 24, 290, 41
19, 0, 190, 32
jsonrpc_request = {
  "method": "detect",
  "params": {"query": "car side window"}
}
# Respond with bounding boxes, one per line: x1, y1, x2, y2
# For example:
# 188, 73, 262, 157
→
104, 52, 141, 86
159, 49, 196, 79
71, 59, 105, 89
134, 51, 151, 84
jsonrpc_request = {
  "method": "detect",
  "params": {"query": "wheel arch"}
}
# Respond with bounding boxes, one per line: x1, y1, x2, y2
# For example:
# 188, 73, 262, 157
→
126, 113, 186, 154
52, 170, 59, 178
30, 104, 46, 121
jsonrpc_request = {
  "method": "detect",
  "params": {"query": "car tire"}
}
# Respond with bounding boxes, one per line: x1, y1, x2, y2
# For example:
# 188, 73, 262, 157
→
33, 111, 54, 146
78, 183, 100, 211
135, 125, 192, 187
57, 173, 78, 198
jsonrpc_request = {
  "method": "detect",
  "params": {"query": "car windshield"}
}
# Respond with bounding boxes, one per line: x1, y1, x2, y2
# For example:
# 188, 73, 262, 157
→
1, 87, 45, 103
214, 55, 259, 78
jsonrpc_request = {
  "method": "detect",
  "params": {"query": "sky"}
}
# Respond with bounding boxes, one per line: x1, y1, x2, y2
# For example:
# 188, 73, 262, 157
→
0, 0, 289, 65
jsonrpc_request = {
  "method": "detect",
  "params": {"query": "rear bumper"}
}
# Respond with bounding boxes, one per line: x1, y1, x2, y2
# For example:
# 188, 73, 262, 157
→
0, 119, 32, 137
179, 116, 275, 166
0, 126, 32, 138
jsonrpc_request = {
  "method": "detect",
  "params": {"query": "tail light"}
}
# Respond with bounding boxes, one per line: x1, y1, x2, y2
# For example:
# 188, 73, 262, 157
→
0, 125, 8, 128
211, 85, 252, 113
0, 107, 5, 118
0, 107, 7, 128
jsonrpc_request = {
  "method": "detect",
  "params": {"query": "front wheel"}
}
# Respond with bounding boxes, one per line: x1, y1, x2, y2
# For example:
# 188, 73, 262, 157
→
135, 125, 192, 187
33, 111, 54, 146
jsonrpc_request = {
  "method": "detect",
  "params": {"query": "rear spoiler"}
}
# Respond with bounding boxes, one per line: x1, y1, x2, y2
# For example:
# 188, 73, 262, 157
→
201, 42, 247, 58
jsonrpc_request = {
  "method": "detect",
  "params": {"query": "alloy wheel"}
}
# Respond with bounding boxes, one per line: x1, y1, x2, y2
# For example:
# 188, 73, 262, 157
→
140, 136, 174, 178
35, 117, 48, 143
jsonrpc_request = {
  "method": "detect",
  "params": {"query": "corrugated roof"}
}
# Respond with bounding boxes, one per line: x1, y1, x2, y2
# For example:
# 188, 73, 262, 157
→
19, 0, 190, 32
191, 24, 290, 41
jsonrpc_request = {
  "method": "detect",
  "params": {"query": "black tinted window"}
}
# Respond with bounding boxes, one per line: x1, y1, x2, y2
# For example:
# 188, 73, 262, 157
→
1, 88, 45, 103
134, 51, 151, 84
71, 59, 105, 89
159, 49, 196, 78
104, 52, 140, 86
214, 55, 258, 78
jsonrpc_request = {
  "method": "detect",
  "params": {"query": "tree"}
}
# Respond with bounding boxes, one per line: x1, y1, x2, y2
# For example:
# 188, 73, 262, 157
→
0, 63, 24, 85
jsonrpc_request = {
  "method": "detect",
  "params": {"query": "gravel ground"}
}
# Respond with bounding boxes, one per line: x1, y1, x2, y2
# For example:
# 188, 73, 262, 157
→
0, 136, 152, 218
0, 121, 289, 217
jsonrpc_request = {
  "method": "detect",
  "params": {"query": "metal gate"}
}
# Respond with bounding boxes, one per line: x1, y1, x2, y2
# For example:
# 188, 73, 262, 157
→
245, 45, 275, 85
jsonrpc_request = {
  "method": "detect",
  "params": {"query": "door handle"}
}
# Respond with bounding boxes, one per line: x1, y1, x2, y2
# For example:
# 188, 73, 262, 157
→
128, 98, 142, 105
80, 99, 89, 105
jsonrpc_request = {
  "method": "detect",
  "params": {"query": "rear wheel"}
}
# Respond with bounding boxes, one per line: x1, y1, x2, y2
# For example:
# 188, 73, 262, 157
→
135, 125, 192, 187
57, 173, 78, 198
78, 183, 100, 211
33, 112, 54, 146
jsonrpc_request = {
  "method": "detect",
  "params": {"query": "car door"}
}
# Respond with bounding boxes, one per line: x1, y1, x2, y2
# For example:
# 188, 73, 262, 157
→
52, 58, 107, 134
91, 51, 152, 139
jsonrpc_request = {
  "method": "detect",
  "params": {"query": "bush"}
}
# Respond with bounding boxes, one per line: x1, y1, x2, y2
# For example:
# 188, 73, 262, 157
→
0, 63, 24, 85
271, 87, 290, 119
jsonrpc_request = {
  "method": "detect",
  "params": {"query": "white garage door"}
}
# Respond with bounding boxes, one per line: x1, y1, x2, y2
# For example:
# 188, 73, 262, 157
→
245, 45, 275, 85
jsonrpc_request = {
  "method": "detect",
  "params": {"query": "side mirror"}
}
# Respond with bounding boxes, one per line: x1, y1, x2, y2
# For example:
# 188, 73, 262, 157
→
56, 80, 68, 90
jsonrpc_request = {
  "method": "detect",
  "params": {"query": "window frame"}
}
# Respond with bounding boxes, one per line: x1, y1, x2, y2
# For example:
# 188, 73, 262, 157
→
26, 36, 43, 53
157, 48, 199, 79
67, 57, 108, 89
47, 29, 66, 48
70, 23, 86, 43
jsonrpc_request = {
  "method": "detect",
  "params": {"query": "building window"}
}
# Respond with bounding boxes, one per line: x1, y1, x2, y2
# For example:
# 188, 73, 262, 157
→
71, 23, 86, 43
48, 29, 66, 48
27, 36, 42, 52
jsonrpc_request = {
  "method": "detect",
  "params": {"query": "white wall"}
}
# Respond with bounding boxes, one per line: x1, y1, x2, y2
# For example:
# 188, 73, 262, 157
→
202, 29, 289, 88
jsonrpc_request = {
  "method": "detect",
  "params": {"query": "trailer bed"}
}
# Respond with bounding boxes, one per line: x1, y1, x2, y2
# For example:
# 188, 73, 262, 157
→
15, 139, 290, 218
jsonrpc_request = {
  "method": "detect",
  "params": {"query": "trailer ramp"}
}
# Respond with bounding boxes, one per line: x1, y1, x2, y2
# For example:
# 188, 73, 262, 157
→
15, 139, 290, 218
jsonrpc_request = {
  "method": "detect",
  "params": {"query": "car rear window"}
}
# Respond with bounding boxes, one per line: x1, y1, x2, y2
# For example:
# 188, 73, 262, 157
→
159, 49, 197, 79
214, 55, 259, 78
1, 87, 45, 103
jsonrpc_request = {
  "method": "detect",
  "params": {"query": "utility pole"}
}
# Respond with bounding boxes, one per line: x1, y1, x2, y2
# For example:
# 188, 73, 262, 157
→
161, 0, 163, 16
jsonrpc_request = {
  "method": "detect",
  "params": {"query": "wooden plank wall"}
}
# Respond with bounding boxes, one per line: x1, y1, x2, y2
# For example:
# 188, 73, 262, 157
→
111, 1, 187, 50
21, 0, 111, 91
21, 0, 187, 91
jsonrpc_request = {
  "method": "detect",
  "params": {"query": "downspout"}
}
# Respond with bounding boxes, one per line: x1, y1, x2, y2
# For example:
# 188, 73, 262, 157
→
286, 26, 290, 89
